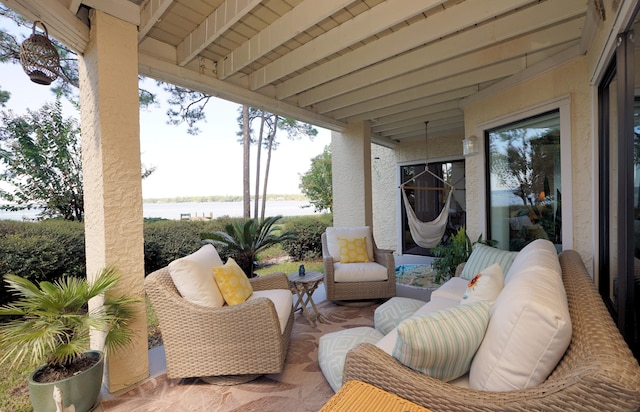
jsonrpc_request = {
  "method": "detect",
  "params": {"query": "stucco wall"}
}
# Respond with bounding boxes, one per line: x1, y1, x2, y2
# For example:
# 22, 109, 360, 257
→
463, 57, 593, 268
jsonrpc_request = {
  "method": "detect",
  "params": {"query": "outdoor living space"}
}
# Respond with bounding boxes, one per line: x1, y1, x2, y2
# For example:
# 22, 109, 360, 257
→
1, 0, 640, 411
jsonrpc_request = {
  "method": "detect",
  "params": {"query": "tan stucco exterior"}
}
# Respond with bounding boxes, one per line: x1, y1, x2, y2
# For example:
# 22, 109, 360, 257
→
332, 121, 373, 228
79, 10, 148, 392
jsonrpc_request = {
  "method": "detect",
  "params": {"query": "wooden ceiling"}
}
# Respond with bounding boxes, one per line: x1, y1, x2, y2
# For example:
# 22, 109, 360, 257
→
3, 0, 593, 147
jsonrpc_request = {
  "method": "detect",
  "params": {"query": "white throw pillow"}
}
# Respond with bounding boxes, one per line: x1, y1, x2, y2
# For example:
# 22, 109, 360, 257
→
168, 244, 225, 308
469, 239, 571, 391
460, 263, 503, 306
392, 301, 490, 382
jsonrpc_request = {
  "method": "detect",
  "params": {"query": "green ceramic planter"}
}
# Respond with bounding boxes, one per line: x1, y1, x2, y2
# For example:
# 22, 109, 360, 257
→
28, 350, 104, 412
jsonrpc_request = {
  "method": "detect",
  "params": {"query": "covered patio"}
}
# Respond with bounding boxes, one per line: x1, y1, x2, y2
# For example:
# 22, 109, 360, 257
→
2, 0, 639, 404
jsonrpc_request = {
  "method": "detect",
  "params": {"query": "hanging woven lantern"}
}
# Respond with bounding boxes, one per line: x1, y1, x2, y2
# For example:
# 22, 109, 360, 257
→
19, 21, 60, 85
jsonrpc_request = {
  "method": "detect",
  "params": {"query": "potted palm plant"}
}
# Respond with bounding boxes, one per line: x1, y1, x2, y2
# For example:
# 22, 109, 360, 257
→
0, 267, 139, 412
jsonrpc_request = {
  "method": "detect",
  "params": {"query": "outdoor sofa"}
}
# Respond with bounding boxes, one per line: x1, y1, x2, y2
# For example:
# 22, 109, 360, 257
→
319, 239, 640, 411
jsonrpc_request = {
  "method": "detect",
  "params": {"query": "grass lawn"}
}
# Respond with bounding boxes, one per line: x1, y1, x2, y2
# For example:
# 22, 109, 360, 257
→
1, 255, 322, 410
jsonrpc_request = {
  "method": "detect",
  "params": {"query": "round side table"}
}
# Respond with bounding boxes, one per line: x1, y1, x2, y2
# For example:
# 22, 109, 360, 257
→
288, 271, 326, 326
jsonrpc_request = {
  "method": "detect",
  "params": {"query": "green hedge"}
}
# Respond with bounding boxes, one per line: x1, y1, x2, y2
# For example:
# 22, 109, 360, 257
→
0, 220, 86, 305
281, 214, 333, 261
0, 215, 332, 306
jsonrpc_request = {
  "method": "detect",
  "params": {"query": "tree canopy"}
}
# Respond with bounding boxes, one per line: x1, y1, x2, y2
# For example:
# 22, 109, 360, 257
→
0, 97, 84, 220
299, 145, 332, 213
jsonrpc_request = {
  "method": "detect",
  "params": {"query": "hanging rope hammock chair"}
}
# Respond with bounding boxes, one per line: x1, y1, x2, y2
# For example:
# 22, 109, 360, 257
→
400, 122, 454, 249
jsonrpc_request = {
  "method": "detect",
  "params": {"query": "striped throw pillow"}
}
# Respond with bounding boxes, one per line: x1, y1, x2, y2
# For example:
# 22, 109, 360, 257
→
392, 301, 490, 382
460, 244, 518, 280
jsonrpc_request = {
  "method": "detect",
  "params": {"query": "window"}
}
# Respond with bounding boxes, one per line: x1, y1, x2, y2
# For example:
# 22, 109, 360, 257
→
400, 160, 466, 255
486, 110, 562, 252
598, 23, 639, 360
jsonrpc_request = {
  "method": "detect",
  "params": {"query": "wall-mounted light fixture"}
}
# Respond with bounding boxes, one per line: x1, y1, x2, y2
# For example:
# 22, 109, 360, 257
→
462, 135, 479, 156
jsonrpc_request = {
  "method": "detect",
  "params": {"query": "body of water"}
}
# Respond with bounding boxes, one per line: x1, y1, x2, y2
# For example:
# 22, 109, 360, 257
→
0, 200, 320, 221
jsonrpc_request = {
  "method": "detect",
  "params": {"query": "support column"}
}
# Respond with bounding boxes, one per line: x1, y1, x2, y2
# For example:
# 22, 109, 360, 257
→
331, 121, 373, 227
79, 10, 148, 392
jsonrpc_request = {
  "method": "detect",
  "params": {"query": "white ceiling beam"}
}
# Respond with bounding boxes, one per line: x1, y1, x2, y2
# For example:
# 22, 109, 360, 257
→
139, 0, 173, 42
217, 0, 356, 79
313, 20, 582, 114
292, 0, 586, 105
379, 114, 463, 137
373, 108, 462, 134
176, 0, 262, 67
276, 0, 552, 100
138, 39, 346, 132
1, 0, 90, 53
373, 101, 461, 129
389, 121, 465, 142
460, 44, 584, 109
82, 0, 139, 26
249, 0, 448, 90
371, 134, 399, 149
351, 86, 478, 123
328, 60, 519, 120
68, 0, 81, 14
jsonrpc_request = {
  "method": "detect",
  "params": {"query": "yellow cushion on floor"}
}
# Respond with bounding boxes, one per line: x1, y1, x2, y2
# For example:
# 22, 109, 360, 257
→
319, 380, 432, 412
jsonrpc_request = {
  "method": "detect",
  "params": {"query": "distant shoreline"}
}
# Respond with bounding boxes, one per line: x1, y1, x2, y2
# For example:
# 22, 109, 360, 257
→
143, 194, 308, 203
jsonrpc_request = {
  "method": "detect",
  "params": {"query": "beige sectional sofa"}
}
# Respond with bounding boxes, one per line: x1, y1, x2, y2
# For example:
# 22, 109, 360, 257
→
319, 240, 640, 411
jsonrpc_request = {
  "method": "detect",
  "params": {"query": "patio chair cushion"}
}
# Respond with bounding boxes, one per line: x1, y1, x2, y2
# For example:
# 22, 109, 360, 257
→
168, 244, 225, 308
319, 327, 385, 392
430, 277, 468, 301
213, 258, 254, 305
333, 262, 389, 282
338, 236, 370, 263
248, 289, 293, 333
459, 244, 517, 281
392, 301, 490, 382
460, 263, 503, 306
326, 227, 374, 263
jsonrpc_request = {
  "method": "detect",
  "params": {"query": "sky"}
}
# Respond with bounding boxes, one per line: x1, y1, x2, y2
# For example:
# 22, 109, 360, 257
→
0, 18, 331, 199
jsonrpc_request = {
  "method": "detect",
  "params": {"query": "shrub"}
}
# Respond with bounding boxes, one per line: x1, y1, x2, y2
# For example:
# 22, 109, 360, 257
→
143, 219, 230, 274
281, 214, 333, 261
0, 220, 85, 305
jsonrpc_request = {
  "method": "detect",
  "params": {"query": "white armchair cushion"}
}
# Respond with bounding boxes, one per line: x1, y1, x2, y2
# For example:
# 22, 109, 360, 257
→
333, 261, 389, 282
168, 244, 225, 308
326, 226, 374, 263
248, 289, 293, 333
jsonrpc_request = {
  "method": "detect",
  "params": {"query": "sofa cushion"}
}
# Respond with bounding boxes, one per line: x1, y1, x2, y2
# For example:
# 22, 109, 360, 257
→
430, 277, 468, 301
333, 262, 389, 282
460, 263, 503, 306
248, 289, 293, 333
393, 301, 490, 382
469, 239, 571, 391
168, 244, 225, 308
213, 258, 254, 306
326, 227, 374, 263
459, 244, 518, 281
338, 236, 371, 263
319, 327, 384, 392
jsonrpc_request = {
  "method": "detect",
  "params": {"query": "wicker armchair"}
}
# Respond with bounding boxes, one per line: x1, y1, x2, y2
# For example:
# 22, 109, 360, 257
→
322, 226, 396, 302
145, 268, 293, 384
342, 250, 640, 411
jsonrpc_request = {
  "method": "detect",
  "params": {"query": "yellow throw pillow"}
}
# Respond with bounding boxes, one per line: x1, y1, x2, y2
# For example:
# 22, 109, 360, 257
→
213, 258, 253, 305
338, 236, 371, 263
